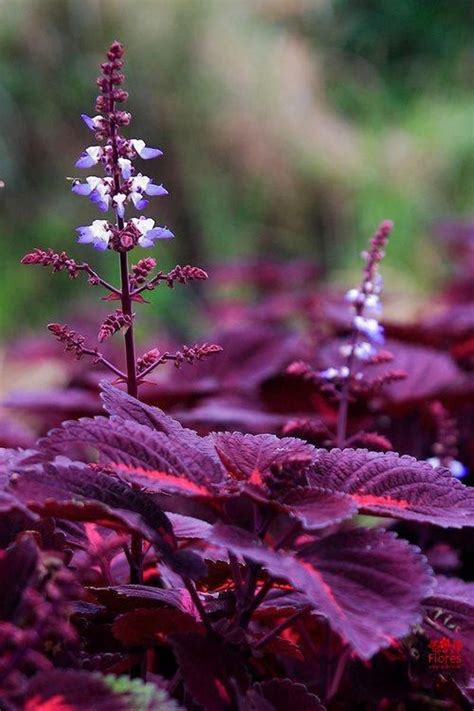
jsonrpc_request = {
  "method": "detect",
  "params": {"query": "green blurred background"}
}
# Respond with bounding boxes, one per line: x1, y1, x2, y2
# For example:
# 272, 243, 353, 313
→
0, 0, 473, 333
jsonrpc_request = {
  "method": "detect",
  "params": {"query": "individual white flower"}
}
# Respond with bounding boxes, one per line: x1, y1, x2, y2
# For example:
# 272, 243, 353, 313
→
129, 139, 163, 160
113, 193, 128, 218
75, 146, 103, 169
118, 158, 133, 179
128, 174, 168, 210
76, 220, 112, 251
129, 216, 174, 248
72, 177, 112, 211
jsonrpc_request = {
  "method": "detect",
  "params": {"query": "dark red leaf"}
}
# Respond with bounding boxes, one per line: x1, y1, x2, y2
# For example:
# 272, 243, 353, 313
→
89, 585, 198, 617
171, 632, 249, 711
23, 668, 179, 710
113, 607, 201, 646
101, 382, 190, 436
24, 669, 129, 711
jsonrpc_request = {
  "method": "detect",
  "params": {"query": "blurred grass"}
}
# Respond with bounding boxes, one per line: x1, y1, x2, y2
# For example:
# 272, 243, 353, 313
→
0, 0, 473, 333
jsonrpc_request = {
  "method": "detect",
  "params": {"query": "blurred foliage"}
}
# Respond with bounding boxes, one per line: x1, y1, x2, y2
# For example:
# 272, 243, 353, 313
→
0, 0, 473, 333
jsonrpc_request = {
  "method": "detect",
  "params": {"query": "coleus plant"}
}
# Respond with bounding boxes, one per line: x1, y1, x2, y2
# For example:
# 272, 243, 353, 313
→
0, 41, 472, 711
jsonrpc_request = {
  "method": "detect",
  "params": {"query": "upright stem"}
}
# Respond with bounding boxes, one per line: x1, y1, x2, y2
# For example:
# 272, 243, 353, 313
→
119, 249, 138, 398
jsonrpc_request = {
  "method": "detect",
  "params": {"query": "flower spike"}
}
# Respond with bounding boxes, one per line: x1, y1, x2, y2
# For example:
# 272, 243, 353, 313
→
22, 39, 219, 404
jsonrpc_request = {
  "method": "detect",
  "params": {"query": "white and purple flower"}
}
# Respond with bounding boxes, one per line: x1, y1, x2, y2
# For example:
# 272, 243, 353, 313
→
129, 217, 174, 248
128, 174, 168, 211
118, 158, 133, 179
129, 139, 163, 160
76, 220, 113, 251
339, 341, 376, 361
72, 177, 112, 211
75, 146, 103, 169
81, 114, 105, 131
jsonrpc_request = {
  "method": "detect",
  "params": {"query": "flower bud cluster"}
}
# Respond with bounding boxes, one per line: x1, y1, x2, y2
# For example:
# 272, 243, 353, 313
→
136, 343, 223, 377
98, 309, 133, 343
21, 248, 79, 278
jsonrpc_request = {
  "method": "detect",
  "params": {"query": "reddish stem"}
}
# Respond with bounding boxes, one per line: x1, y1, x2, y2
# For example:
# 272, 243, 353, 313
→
254, 605, 312, 650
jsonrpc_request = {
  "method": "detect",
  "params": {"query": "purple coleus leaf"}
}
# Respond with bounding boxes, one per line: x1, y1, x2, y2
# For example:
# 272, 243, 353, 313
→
101, 382, 189, 436
9, 459, 205, 579
308, 448, 474, 528
280, 488, 357, 530
239, 679, 325, 711
210, 431, 316, 483
210, 431, 357, 529
40, 414, 225, 496
206, 523, 433, 659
